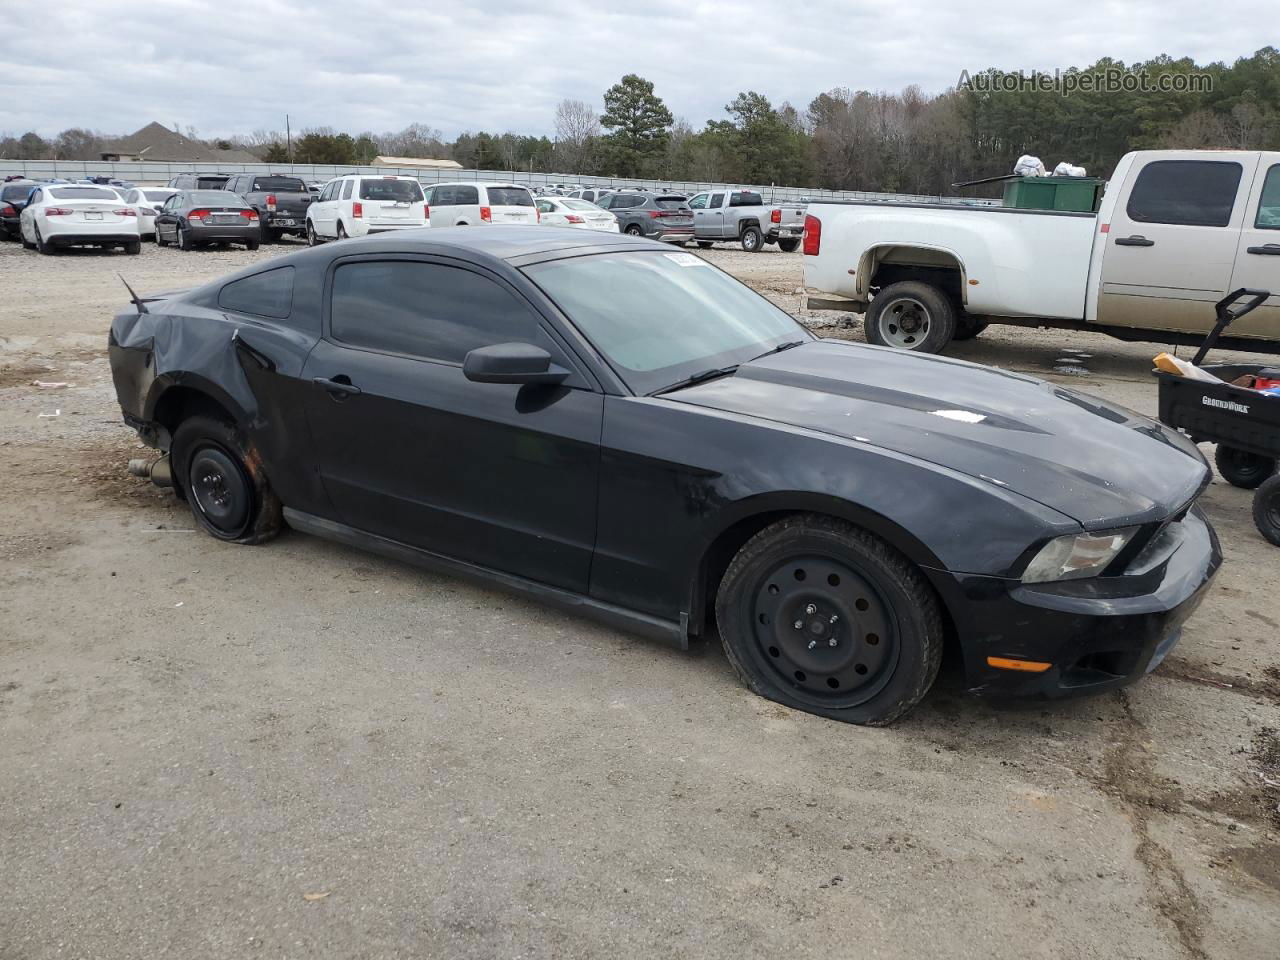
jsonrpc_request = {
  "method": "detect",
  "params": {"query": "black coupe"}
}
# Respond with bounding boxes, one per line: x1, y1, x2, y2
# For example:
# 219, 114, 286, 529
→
108, 228, 1221, 724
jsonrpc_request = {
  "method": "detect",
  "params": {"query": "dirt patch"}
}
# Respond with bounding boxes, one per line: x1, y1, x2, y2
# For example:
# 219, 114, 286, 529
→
1157, 657, 1280, 705
0, 363, 57, 389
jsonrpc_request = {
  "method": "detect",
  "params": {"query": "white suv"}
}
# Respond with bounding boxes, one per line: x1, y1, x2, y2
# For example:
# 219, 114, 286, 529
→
424, 182, 538, 227
306, 175, 427, 244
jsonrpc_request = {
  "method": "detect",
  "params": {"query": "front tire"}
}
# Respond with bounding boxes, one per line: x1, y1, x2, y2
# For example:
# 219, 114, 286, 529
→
740, 225, 763, 252
865, 280, 955, 353
1253, 475, 1280, 547
715, 514, 944, 726
1215, 445, 1276, 490
778, 238, 800, 253
172, 416, 282, 545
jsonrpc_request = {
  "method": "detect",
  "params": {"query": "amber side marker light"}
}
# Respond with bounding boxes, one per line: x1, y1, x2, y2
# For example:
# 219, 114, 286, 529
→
986, 656, 1053, 673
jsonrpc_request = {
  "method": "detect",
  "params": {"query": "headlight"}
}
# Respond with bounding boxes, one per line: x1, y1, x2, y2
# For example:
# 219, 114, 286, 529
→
1021, 530, 1135, 583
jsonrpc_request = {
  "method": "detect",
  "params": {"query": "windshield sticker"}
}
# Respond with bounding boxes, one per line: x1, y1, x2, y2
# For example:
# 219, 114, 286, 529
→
664, 252, 709, 267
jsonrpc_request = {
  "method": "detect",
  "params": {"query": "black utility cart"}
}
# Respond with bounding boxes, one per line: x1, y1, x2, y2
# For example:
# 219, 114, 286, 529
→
1155, 288, 1280, 546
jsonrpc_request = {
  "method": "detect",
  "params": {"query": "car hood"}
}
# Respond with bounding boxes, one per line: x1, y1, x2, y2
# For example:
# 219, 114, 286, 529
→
670, 340, 1208, 528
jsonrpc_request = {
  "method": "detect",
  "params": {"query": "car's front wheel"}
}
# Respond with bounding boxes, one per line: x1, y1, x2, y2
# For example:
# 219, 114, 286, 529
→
172, 416, 283, 545
715, 514, 944, 725
865, 280, 956, 353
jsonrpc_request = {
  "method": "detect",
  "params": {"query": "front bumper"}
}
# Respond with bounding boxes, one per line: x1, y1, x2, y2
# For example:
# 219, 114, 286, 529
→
932, 506, 1222, 699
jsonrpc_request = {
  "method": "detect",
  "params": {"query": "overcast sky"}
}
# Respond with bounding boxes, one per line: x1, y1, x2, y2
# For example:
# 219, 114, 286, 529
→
0, 0, 1269, 140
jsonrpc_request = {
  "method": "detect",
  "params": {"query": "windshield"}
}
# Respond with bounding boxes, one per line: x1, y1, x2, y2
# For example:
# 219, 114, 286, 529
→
49, 187, 119, 201
488, 186, 534, 207
525, 251, 807, 395
358, 179, 423, 201
252, 176, 306, 192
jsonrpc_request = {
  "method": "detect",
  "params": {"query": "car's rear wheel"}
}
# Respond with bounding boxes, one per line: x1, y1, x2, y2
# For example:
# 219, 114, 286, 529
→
306, 221, 320, 246
625, 224, 643, 236
21, 228, 35, 250
172, 415, 282, 545
778, 238, 800, 253
246, 239, 260, 251
178, 227, 194, 251
336, 222, 348, 241
1253, 475, 1280, 547
1215, 445, 1276, 489
123, 240, 141, 255
865, 280, 955, 353
740, 226, 763, 252
697, 241, 713, 249
715, 514, 944, 725
35, 225, 55, 255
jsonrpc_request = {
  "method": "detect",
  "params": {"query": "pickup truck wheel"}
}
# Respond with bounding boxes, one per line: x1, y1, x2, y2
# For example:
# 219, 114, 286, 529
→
778, 238, 800, 253
715, 514, 944, 726
866, 281, 955, 353
1215, 445, 1276, 490
172, 415, 283, 545
952, 316, 989, 340
1253, 475, 1280, 546
740, 226, 763, 252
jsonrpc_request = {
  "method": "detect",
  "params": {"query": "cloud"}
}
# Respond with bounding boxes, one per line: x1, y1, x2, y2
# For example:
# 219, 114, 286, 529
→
0, 0, 1269, 139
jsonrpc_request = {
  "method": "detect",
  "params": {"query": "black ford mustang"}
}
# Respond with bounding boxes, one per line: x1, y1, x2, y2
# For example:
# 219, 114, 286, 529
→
108, 227, 1221, 724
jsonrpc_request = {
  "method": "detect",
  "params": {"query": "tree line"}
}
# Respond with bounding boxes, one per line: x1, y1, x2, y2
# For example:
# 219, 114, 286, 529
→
4, 47, 1276, 197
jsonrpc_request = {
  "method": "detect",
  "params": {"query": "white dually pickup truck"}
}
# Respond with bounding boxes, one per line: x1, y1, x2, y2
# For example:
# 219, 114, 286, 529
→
802, 149, 1280, 353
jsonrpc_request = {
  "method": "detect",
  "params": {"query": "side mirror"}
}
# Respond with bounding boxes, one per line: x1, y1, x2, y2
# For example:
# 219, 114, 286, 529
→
463, 342, 568, 385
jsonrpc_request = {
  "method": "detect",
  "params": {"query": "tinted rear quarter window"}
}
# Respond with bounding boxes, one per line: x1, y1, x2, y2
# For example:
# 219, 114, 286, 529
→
1126, 160, 1243, 227
1256, 164, 1280, 229
218, 266, 295, 320
330, 261, 544, 364
487, 187, 534, 207
359, 179, 422, 202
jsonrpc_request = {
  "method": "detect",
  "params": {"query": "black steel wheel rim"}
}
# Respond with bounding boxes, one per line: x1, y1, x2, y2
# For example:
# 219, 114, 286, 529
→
750, 553, 900, 707
188, 446, 250, 536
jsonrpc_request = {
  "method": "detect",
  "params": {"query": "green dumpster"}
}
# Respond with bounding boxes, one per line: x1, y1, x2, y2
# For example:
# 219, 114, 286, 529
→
1002, 176, 1105, 213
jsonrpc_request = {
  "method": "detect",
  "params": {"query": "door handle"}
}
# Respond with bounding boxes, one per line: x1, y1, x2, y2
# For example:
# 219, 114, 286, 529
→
1247, 244, 1280, 256
1115, 235, 1155, 247
312, 376, 361, 399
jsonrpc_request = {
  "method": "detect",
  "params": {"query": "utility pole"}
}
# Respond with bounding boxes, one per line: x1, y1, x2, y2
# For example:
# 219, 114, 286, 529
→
286, 114, 292, 164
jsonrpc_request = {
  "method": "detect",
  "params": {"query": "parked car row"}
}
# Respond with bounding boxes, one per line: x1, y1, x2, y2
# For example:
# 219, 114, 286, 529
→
2, 169, 808, 254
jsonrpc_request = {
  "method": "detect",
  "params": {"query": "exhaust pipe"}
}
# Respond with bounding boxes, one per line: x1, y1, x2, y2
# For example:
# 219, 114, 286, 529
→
127, 454, 173, 488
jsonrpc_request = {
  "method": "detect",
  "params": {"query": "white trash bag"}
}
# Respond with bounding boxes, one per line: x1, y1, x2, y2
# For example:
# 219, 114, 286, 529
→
1014, 155, 1047, 177
1053, 161, 1088, 177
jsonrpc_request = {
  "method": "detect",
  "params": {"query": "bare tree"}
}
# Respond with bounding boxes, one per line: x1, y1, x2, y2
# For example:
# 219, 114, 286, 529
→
554, 99, 600, 173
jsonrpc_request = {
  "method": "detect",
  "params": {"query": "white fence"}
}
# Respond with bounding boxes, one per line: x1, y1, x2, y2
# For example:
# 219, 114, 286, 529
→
0, 159, 995, 207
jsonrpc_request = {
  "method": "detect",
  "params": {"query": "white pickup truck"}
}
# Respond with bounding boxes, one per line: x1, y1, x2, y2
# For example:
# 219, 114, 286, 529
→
802, 149, 1280, 353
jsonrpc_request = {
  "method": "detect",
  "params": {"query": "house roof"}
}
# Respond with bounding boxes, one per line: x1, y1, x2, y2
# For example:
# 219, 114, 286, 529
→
101, 122, 260, 164
375, 155, 463, 169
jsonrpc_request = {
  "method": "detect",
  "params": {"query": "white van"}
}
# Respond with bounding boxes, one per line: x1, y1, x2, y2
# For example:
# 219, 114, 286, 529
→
305, 175, 427, 243
424, 182, 538, 227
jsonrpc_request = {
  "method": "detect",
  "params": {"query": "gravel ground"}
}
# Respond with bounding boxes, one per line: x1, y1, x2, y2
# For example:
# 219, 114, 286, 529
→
2, 236, 1279, 960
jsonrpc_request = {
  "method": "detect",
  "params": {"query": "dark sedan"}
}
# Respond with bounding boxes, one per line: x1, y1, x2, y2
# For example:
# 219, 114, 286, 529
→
597, 191, 694, 243
0, 180, 36, 239
153, 190, 261, 251
107, 228, 1220, 725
